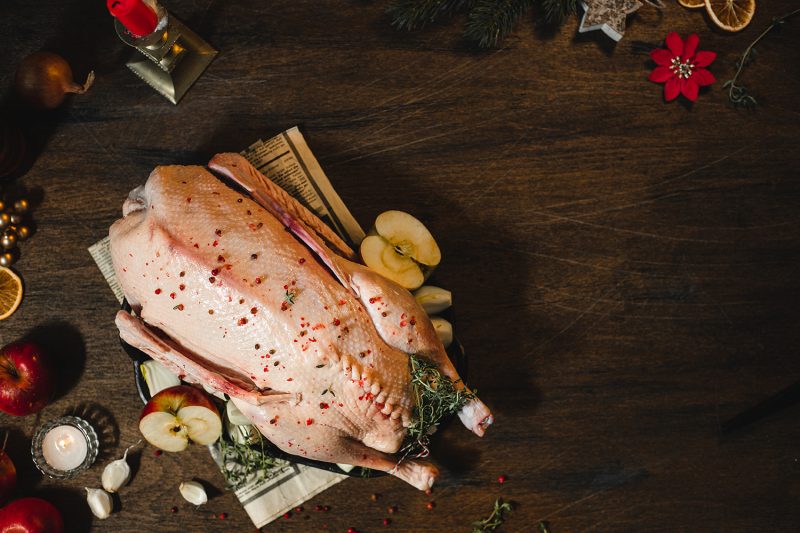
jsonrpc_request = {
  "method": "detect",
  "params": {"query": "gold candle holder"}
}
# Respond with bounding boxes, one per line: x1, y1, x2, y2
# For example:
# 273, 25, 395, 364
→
114, 6, 217, 104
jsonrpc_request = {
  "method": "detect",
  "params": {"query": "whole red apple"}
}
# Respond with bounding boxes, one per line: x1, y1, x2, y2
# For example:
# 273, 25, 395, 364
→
0, 497, 63, 533
0, 451, 15, 505
0, 450, 17, 505
0, 342, 55, 416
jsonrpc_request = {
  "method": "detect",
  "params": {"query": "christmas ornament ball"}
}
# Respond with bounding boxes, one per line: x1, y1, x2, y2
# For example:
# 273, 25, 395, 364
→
0, 251, 15, 267
1, 231, 16, 250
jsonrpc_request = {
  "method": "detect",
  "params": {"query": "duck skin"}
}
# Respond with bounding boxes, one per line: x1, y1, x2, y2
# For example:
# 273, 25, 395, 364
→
110, 154, 493, 490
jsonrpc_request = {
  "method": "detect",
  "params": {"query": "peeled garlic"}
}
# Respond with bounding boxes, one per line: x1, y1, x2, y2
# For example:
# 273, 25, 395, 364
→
414, 286, 452, 315
430, 317, 453, 348
85, 487, 113, 519
101, 441, 139, 493
140, 360, 180, 397
179, 480, 208, 506
226, 399, 251, 426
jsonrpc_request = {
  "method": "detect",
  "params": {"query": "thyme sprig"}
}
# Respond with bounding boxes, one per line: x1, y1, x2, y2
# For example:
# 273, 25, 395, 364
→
472, 498, 514, 533
723, 8, 800, 108
218, 430, 285, 489
400, 355, 476, 459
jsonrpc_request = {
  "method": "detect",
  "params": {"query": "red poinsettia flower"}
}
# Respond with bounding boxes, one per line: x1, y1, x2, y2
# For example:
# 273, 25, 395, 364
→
649, 32, 716, 102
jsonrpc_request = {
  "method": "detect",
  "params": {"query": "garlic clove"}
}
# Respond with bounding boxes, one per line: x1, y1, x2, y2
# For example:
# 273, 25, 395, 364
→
140, 360, 180, 397
179, 480, 208, 506
101, 441, 139, 493
430, 317, 453, 348
85, 487, 113, 519
226, 399, 251, 426
413, 286, 453, 315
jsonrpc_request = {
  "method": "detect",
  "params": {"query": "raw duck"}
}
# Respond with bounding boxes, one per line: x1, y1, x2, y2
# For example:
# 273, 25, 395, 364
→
110, 154, 493, 490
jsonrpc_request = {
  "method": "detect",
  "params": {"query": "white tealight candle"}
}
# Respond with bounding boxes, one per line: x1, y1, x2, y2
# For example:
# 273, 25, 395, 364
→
41, 425, 88, 471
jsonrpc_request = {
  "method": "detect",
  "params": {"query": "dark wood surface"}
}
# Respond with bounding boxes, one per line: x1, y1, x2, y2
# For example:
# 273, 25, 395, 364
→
2, 1, 799, 531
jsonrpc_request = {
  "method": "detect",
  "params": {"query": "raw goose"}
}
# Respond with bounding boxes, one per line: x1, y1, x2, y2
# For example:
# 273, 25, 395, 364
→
110, 154, 493, 490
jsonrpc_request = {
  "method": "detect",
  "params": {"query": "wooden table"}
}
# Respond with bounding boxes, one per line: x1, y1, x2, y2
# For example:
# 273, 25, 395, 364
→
2, 1, 799, 531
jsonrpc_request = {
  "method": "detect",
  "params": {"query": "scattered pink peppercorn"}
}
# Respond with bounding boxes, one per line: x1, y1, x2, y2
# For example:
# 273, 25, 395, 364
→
154, 449, 162, 457
348, 528, 358, 533
426, 501, 435, 510
294, 507, 303, 513
170, 506, 178, 513
383, 518, 391, 526
219, 513, 227, 520
283, 512, 291, 519
498, 475, 507, 484
387, 505, 397, 514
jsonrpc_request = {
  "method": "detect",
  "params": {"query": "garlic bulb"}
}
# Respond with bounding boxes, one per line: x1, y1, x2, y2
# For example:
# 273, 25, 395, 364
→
179, 480, 208, 506
101, 441, 139, 493
85, 487, 113, 519
226, 399, 251, 426
430, 317, 453, 348
414, 286, 452, 315
140, 360, 180, 397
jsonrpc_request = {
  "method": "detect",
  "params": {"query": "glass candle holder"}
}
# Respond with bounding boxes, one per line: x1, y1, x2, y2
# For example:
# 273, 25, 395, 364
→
31, 416, 99, 479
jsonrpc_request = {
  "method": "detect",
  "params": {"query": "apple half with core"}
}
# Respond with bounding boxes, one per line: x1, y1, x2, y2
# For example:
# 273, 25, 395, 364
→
360, 210, 441, 290
139, 385, 222, 452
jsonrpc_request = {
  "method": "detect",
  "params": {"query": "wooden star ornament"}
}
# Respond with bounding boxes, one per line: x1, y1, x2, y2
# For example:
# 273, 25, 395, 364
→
579, 0, 642, 41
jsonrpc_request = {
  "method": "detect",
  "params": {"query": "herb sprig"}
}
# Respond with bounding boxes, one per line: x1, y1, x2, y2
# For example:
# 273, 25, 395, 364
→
400, 355, 476, 459
218, 430, 285, 489
472, 498, 514, 533
724, 8, 800, 108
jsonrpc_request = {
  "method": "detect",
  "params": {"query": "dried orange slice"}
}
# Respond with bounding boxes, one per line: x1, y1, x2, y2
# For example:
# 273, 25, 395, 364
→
678, 0, 704, 9
705, 0, 756, 32
0, 267, 23, 320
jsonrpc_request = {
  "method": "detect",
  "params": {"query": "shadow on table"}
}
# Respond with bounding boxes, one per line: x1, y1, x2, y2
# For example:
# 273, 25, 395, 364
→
22, 322, 86, 404
68, 402, 120, 463
32, 485, 94, 532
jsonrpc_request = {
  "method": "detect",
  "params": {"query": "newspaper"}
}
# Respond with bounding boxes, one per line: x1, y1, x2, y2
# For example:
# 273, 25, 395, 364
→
242, 126, 365, 246
89, 127, 365, 528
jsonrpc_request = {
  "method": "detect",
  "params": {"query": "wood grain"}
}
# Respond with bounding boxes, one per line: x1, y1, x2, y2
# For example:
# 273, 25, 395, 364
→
1, 0, 799, 531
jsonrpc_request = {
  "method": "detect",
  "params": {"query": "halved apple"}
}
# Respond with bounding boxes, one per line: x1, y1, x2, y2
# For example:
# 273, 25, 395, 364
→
139, 385, 222, 452
360, 210, 441, 290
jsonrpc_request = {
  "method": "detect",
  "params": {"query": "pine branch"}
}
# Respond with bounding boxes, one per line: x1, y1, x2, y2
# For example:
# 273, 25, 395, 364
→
465, 0, 535, 48
389, 0, 476, 30
539, 0, 577, 25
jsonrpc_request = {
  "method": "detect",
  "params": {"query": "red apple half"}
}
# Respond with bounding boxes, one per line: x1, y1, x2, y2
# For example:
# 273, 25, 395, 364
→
0, 497, 64, 533
0, 342, 55, 416
139, 385, 222, 452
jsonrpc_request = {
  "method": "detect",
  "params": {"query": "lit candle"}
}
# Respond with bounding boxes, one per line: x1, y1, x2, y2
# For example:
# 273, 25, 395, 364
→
41, 425, 88, 471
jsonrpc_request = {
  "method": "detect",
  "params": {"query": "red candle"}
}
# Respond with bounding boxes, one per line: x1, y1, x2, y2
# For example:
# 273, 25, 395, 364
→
107, 0, 158, 38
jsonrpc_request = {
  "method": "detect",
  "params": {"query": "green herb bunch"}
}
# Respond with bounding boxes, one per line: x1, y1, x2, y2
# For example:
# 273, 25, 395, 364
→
218, 430, 285, 490
400, 355, 476, 459
388, 0, 578, 48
